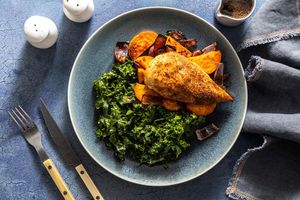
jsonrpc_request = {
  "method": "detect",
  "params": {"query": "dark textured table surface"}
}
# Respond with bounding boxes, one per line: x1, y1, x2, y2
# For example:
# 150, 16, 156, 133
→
1, 1, 264, 199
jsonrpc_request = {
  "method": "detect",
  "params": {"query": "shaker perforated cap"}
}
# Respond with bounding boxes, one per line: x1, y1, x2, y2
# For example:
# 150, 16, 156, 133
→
23, 16, 58, 49
24, 16, 50, 43
63, 0, 94, 23
63, 0, 89, 16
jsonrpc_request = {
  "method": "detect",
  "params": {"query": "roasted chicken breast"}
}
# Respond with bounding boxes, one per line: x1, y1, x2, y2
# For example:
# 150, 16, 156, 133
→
144, 52, 232, 104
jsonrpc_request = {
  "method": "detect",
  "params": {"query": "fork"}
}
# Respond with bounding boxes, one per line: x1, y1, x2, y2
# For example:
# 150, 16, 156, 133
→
8, 106, 75, 200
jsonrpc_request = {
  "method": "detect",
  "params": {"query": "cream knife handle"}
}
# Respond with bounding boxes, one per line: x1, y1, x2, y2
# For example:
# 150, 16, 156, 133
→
75, 164, 105, 200
43, 159, 75, 200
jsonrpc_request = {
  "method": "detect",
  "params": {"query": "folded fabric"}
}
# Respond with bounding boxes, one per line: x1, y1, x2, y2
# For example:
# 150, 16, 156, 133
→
244, 56, 300, 143
227, 137, 300, 200
226, 0, 300, 199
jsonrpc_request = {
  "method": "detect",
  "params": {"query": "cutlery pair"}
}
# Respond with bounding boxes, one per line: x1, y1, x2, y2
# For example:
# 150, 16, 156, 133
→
9, 99, 104, 200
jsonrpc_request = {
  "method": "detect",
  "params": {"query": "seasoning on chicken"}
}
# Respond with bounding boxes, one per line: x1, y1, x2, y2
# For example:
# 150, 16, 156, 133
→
144, 52, 232, 104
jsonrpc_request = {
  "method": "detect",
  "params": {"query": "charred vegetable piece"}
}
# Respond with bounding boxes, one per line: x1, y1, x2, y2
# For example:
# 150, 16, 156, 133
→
114, 42, 129, 63
165, 36, 192, 57
129, 31, 158, 60
192, 49, 203, 56
191, 42, 217, 57
142, 95, 163, 105
188, 50, 222, 74
134, 83, 160, 102
148, 45, 155, 57
165, 45, 176, 52
137, 68, 145, 83
166, 29, 187, 41
186, 103, 217, 116
162, 99, 181, 111
135, 56, 154, 69
202, 42, 217, 54
155, 48, 166, 55
179, 38, 197, 48
214, 63, 224, 86
195, 123, 219, 141
153, 34, 167, 55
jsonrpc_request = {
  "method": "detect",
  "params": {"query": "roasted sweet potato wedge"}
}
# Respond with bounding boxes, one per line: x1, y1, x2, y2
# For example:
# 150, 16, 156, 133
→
188, 50, 222, 74
162, 99, 181, 111
134, 83, 145, 101
134, 83, 160, 102
135, 56, 154, 69
165, 45, 176, 52
186, 103, 217, 116
137, 68, 145, 83
128, 31, 158, 60
165, 36, 192, 57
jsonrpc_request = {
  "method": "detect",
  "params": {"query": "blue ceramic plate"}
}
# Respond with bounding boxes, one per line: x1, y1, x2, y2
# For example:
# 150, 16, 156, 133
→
68, 7, 247, 186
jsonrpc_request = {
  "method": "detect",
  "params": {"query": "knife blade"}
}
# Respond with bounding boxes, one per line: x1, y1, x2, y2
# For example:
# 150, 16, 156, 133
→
40, 99, 80, 167
40, 98, 104, 200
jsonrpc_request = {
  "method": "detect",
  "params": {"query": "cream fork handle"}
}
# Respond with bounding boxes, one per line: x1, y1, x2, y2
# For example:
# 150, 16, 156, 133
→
43, 159, 75, 200
75, 164, 105, 200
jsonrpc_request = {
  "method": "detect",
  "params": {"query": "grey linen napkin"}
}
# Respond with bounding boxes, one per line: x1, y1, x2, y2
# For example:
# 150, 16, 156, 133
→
225, 0, 300, 199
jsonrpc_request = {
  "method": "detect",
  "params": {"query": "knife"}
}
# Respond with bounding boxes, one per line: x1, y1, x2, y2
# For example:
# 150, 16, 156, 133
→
40, 98, 104, 200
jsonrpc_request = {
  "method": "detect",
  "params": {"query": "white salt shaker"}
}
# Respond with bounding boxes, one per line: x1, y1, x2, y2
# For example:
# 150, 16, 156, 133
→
63, 0, 94, 23
24, 16, 58, 49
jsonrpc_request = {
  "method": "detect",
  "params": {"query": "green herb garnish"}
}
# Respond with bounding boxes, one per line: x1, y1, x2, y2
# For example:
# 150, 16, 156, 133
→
93, 60, 205, 165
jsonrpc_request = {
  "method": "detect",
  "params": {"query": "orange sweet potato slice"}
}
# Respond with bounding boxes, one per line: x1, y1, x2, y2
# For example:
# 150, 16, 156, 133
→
186, 103, 217, 116
135, 56, 154, 69
137, 68, 145, 83
162, 99, 181, 111
134, 83, 160, 102
165, 36, 192, 57
188, 50, 222, 74
134, 83, 145, 101
129, 31, 158, 60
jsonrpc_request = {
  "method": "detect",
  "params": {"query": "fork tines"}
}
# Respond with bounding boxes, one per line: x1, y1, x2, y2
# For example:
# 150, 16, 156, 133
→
8, 106, 35, 132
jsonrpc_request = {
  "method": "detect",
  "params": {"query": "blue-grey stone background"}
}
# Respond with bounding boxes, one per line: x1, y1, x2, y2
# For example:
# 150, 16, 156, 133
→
0, 0, 265, 199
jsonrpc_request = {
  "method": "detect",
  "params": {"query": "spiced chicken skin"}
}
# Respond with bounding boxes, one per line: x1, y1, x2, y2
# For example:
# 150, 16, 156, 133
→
144, 52, 233, 104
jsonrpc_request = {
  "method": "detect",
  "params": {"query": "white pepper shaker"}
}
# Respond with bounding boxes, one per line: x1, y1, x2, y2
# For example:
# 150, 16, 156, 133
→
24, 16, 58, 49
63, 0, 94, 23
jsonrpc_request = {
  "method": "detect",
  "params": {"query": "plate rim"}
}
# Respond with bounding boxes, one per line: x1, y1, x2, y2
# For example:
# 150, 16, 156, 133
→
68, 6, 248, 186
